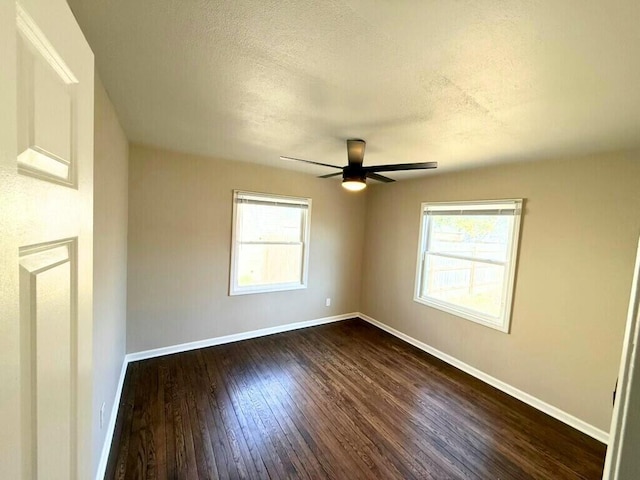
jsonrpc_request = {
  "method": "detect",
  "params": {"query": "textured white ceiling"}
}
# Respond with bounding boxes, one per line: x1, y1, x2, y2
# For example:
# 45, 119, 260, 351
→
68, 0, 640, 177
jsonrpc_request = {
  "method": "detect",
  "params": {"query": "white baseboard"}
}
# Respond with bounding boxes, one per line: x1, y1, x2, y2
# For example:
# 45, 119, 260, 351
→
125, 312, 358, 363
95, 357, 128, 480
358, 312, 609, 444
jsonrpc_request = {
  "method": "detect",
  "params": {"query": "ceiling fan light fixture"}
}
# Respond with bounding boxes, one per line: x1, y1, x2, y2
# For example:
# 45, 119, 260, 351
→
342, 179, 367, 191
342, 168, 367, 191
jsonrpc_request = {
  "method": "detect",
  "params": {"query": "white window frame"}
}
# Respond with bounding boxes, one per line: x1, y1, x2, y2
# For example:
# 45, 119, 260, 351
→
230, 190, 311, 296
414, 199, 523, 333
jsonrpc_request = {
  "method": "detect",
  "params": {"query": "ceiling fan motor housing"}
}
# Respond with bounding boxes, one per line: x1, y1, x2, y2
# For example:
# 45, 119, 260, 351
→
343, 165, 366, 183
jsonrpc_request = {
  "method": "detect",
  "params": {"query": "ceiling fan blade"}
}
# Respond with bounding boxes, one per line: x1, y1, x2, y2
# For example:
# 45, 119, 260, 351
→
318, 171, 343, 179
366, 172, 395, 183
347, 139, 366, 166
363, 161, 438, 173
280, 156, 342, 170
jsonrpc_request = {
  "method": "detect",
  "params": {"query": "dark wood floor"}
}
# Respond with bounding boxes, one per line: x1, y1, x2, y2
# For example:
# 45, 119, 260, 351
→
106, 319, 606, 479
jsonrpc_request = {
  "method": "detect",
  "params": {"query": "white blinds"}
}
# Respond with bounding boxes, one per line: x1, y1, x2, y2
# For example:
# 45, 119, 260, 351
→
235, 191, 309, 209
423, 200, 522, 216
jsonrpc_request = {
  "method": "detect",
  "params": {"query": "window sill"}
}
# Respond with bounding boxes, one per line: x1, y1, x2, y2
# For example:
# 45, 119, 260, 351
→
230, 283, 307, 296
413, 295, 510, 333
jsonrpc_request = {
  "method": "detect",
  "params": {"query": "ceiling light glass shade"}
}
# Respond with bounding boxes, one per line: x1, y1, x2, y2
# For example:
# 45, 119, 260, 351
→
342, 179, 367, 191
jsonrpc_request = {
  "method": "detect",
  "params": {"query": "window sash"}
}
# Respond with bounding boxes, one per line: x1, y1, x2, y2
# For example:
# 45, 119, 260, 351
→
236, 243, 305, 289
419, 252, 508, 322
423, 250, 508, 267
423, 200, 519, 263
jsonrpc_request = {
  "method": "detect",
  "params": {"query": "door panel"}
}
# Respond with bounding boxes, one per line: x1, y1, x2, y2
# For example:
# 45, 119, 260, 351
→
17, 3, 77, 186
20, 240, 76, 479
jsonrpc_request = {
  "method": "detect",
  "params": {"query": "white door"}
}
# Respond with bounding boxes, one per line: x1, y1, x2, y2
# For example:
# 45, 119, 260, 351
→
604, 238, 640, 479
0, 1, 94, 479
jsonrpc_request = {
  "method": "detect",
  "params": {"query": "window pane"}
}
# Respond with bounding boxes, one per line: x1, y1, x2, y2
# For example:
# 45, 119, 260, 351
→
240, 204, 302, 243
237, 244, 303, 287
428, 215, 513, 262
423, 254, 505, 319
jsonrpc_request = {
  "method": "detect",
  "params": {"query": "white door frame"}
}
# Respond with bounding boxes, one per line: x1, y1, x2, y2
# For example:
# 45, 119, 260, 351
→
0, 1, 21, 478
603, 236, 640, 479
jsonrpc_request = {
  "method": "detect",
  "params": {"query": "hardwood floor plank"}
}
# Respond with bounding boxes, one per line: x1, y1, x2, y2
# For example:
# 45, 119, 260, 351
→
302, 324, 521, 478
214, 344, 299, 479
194, 349, 257, 479
239, 340, 346, 479
224, 345, 312, 479
181, 353, 220, 480
257, 334, 429, 480
142, 358, 162, 480
199, 348, 269, 479
241, 339, 376, 479
106, 362, 139, 480
162, 358, 177, 480
203, 346, 282, 479
105, 319, 606, 479
245, 338, 372, 479
153, 360, 168, 480
318, 324, 574, 478
330, 321, 602, 479
286, 330, 472, 479
169, 355, 199, 479
124, 360, 155, 478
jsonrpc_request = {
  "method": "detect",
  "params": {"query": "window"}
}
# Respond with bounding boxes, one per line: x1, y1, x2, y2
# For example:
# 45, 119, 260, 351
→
414, 200, 523, 332
230, 191, 311, 295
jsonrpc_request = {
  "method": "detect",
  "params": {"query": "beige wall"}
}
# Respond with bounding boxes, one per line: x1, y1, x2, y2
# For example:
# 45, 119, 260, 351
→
361, 151, 640, 432
126, 144, 365, 353
92, 76, 128, 477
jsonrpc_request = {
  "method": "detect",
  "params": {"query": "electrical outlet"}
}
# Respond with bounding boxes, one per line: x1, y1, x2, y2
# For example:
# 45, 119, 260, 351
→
100, 402, 106, 429
325, 297, 331, 307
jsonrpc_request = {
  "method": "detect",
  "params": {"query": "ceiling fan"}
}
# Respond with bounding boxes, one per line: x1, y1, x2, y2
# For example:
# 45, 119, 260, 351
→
280, 139, 437, 191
